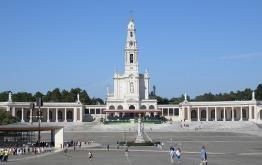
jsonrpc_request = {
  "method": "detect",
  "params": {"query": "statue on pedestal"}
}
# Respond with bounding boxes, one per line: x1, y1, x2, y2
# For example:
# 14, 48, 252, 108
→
135, 113, 145, 143
8, 91, 12, 102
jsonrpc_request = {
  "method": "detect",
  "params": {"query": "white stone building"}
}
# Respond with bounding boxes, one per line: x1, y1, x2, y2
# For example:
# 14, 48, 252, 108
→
0, 18, 262, 123
104, 17, 159, 118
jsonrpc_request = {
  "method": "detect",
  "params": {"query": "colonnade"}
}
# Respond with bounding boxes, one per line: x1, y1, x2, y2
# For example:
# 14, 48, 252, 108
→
10, 107, 83, 123
184, 106, 252, 121
2, 103, 261, 123
158, 104, 262, 122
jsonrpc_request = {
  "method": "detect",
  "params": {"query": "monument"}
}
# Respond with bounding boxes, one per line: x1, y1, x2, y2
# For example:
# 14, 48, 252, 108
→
135, 114, 145, 143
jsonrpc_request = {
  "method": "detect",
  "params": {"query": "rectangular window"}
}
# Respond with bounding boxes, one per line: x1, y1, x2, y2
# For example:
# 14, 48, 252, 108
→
90, 109, 95, 114
175, 108, 179, 116
130, 54, 133, 63
169, 108, 173, 116
163, 108, 168, 116
96, 109, 100, 114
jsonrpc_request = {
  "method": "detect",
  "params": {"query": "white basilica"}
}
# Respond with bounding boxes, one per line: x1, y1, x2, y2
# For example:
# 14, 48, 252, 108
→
0, 18, 262, 123
104, 18, 159, 118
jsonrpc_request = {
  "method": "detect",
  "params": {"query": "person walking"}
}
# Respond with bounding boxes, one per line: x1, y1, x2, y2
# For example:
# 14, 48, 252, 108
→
200, 145, 208, 165
88, 151, 93, 161
107, 144, 109, 151
64, 148, 68, 157
175, 148, 182, 164
169, 147, 176, 164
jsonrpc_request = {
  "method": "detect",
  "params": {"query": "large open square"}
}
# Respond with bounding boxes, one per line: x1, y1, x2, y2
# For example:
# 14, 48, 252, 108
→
6, 126, 262, 165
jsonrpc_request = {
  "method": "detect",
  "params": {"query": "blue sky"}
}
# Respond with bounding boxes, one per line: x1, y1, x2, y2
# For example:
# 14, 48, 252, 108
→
0, 0, 262, 99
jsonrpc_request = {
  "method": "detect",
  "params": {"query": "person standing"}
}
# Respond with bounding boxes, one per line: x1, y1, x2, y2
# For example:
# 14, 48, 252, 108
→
200, 145, 208, 165
107, 144, 109, 151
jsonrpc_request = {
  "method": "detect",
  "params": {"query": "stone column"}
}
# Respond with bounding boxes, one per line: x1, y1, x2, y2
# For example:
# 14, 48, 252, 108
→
232, 107, 234, 121
248, 106, 252, 121
21, 107, 24, 122
64, 108, 67, 122
74, 108, 77, 122
80, 107, 83, 122
29, 108, 32, 123
56, 108, 58, 122
197, 107, 200, 121
206, 107, 208, 121
47, 108, 50, 122
240, 107, 243, 121
187, 107, 191, 121
223, 107, 226, 121
12, 107, 15, 117
215, 107, 217, 121
161, 108, 164, 116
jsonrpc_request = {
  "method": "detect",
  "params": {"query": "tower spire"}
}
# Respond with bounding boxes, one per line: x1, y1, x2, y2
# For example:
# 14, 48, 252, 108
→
124, 17, 138, 74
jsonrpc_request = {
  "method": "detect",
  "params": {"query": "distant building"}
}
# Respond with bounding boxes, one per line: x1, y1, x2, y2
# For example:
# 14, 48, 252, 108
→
0, 18, 262, 123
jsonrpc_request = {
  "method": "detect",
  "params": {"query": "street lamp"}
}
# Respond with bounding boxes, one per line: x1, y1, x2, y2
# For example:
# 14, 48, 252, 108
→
36, 97, 43, 147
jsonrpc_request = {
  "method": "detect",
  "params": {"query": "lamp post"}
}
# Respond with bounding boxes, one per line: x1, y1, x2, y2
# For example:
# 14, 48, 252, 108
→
36, 97, 43, 147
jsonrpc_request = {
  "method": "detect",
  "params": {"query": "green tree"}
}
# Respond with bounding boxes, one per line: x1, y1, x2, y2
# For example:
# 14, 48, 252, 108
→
0, 91, 9, 102
13, 92, 34, 102
256, 84, 262, 100
170, 95, 187, 104
34, 91, 44, 101
44, 88, 61, 102
0, 109, 19, 125
156, 96, 169, 104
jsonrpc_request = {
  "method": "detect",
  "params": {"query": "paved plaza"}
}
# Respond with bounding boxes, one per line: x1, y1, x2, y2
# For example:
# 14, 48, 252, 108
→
6, 130, 262, 165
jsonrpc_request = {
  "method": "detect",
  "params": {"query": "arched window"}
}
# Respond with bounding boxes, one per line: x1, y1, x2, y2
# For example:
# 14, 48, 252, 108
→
16, 110, 22, 120
191, 110, 197, 119
129, 105, 135, 110
140, 105, 146, 109
149, 105, 155, 109
109, 105, 115, 110
58, 111, 63, 120
242, 109, 247, 118
26, 111, 30, 120
117, 105, 123, 110
130, 32, 133, 37
201, 110, 206, 119
130, 54, 133, 63
211, 110, 215, 119
174, 108, 179, 116
67, 111, 73, 121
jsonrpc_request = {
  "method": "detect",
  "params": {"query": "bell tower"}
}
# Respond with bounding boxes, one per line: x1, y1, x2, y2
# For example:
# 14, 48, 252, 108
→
124, 17, 139, 75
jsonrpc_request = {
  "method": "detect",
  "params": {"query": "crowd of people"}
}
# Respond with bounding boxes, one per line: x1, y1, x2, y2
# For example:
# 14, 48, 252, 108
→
0, 141, 54, 163
0, 149, 9, 162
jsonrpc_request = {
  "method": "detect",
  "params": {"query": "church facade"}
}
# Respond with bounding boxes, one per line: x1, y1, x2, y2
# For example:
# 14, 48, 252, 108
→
0, 18, 262, 123
104, 18, 159, 118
